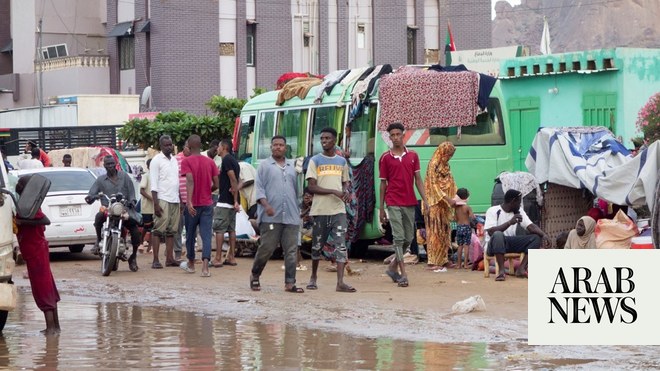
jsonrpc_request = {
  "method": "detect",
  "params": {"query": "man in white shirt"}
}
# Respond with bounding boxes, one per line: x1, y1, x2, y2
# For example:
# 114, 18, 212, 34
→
484, 189, 550, 281
18, 147, 44, 169
149, 135, 181, 269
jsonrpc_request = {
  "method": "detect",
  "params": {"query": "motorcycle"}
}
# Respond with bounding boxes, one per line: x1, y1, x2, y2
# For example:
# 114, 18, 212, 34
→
96, 193, 130, 276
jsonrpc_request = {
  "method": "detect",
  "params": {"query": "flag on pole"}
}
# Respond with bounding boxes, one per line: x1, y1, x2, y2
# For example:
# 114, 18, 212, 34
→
540, 17, 551, 55
444, 21, 456, 66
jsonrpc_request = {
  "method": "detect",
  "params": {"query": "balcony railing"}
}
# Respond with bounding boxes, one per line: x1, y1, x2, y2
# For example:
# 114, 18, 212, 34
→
35, 55, 110, 72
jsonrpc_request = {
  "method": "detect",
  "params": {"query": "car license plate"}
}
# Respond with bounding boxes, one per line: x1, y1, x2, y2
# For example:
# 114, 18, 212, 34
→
60, 205, 82, 217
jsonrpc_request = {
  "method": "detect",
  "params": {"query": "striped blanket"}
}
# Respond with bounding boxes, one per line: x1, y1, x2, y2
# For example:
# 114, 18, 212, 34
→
525, 127, 659, 210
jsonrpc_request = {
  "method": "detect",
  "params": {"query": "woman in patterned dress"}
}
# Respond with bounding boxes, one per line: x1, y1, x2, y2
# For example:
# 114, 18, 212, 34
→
424, 142, 457, 270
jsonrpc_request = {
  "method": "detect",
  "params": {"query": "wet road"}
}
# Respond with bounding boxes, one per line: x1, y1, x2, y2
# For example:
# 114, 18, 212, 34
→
1, 288, 493, 369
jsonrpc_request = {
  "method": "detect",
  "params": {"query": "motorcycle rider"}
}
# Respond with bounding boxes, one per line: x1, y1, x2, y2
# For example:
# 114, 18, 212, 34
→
85, 155, 141, 272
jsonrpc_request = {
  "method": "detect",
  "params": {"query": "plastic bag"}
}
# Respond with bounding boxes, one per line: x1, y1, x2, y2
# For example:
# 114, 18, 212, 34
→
235, 207, 256, 238
451, 295, 486, 314
595, 210, 639, 249
0, 283, 17, 311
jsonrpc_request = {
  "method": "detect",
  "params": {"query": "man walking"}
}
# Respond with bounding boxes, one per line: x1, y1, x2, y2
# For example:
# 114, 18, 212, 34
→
180, 135, 219, 277
305, 127, 356, 293
379, 123, 428, 287
211, 139, 240, 267
249, 136, 303, 293
174, 141, 191, 260
150, 135, 181, 269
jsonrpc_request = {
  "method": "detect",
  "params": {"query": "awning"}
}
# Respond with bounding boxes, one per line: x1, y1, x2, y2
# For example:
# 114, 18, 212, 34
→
0, 40, 12, 53
138, 20, 150, 33
108, 21, 133, 37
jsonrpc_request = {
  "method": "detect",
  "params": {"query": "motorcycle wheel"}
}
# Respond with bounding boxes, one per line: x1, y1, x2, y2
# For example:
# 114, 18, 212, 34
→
101, 235, 118, 276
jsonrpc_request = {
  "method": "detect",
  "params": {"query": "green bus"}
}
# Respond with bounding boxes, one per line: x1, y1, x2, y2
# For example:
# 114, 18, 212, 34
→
235, 69, 513, 247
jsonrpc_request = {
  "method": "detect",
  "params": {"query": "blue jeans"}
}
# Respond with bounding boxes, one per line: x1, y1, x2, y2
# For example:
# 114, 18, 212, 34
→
184, 205, 213, 262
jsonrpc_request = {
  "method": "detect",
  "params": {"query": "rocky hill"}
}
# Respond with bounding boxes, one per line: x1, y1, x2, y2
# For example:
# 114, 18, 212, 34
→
492, 0, 660, 54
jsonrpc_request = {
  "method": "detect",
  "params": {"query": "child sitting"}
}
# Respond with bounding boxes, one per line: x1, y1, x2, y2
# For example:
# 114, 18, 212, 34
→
453, 188, 474, 269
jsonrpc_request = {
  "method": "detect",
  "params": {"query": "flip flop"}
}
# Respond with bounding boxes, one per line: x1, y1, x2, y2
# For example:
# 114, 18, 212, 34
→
250, 277, 261, 291
166, 261, 181, 267
305, 283, 318, 290
211, 261, 223, 268
433, 267, 447, 273
336, 284, 357, 293
495, 274, 506, 281
223, 261, 238, 266
285, 285, 304, 293
200, 271, 211, 278
397, 278, 409, 287
151, 261, 163, 269
128, 256, 139, 272
385, 270, 402, 283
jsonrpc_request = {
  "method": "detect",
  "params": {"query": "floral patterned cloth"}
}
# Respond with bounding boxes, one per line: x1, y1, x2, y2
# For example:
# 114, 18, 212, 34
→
378, 66, 479, 131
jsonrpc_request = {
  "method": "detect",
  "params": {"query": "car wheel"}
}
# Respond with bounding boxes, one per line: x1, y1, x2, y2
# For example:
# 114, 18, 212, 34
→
69, 244, 85, 253
0, 310, 8, 332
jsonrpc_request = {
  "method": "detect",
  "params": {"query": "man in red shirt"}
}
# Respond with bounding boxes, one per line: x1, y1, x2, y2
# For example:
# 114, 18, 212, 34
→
179, 135, 219, 277
379, 123, 428, 287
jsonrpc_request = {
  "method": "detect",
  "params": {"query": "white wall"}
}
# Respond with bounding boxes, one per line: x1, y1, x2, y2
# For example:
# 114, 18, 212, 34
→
11, 0, 36, 74
327, 0, 338, 72
43, 67, 110, 98
77, 95, 139, 126
220, 0, 237, 97
347, 0, 372, 67
247, 67, 256, 96
407, 0, 416, 26
424, 0, 439, 50
119, 69, 136, 95
291, 0, 319, 74
117, 0, 135, 23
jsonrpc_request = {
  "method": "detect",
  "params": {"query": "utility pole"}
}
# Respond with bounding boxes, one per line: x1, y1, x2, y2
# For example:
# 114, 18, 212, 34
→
38, 18, 43, 128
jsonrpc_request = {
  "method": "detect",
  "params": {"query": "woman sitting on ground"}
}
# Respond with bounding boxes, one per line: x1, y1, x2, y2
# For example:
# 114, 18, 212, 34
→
564, 216, 597, 249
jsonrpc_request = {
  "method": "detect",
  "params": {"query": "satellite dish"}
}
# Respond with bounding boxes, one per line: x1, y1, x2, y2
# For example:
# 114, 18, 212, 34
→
141, 86, 151, 106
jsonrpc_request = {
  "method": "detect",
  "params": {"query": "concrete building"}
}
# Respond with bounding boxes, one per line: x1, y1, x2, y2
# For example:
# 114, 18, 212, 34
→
108, 0, 491, 115
499, 48, 660, 170
0, 0, 109, 111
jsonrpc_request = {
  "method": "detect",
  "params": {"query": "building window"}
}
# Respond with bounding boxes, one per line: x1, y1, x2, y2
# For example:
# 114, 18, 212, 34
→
407, 28, 416, 64
357, 24, 365, 49
41, 44, 68, 59
119, 37, 135, 70
247, 24, 256, 66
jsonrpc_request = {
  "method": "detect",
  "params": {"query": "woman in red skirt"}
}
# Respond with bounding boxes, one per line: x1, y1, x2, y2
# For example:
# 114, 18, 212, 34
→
15, 175, 60, 335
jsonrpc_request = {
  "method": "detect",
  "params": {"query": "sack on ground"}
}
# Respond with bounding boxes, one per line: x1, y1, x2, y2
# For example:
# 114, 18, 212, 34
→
595, 210, 639, 249
0, 283, 17, 311
451, 295, 486, 314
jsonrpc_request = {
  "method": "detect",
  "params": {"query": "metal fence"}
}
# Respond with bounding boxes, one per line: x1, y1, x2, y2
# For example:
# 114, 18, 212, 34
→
2, 126, 121, 155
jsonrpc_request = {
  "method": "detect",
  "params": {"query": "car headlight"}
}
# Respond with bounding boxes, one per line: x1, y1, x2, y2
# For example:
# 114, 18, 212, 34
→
110, 203, 124, 217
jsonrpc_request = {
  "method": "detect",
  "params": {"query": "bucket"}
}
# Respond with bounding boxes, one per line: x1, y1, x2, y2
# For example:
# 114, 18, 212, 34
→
630, 236, 653, 249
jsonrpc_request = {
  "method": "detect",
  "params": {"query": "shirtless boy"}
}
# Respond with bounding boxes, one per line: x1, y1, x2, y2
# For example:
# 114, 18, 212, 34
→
453, 188, 474, 269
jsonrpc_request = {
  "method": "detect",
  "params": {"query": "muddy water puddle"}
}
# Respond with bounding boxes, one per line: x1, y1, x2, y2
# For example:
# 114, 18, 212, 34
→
0, 287, 646, 370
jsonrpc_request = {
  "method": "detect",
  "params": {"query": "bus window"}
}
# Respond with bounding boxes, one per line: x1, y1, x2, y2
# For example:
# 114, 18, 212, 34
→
256, 111, 276, 160
277, 109, 308, 159
310, 106, 345, 155
404, 98, 505, 147
348, 103, 376, 158
237, 116, 255, 161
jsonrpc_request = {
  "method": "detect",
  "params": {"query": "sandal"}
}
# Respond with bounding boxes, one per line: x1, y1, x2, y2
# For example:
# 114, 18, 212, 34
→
336, 283, 357, 293
128, 255, 139, 272
385, 270, 402, 283
151, 261, 163, 269
223, 261, 238, 266
305, 282, 318, 290
397, 278, 409, 287
495, 273, 506, 281
250, 277, 261, 291
179, 261, 195, 274
200, 271, 211, 278
285, 285, 304, 293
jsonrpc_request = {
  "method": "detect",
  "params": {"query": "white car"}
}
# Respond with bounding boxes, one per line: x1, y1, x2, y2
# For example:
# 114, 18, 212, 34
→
10, 168, 101, 253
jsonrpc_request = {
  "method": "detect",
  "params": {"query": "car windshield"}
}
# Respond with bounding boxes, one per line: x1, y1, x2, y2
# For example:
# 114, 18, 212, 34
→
22, 171, 96, 193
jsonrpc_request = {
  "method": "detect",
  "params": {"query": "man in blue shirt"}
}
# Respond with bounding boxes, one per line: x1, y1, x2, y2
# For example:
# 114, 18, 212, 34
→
249, 135, 303, 293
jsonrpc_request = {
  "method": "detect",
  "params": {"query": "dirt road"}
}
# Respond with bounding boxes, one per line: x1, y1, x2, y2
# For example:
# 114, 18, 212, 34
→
15, 249, 528, 344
